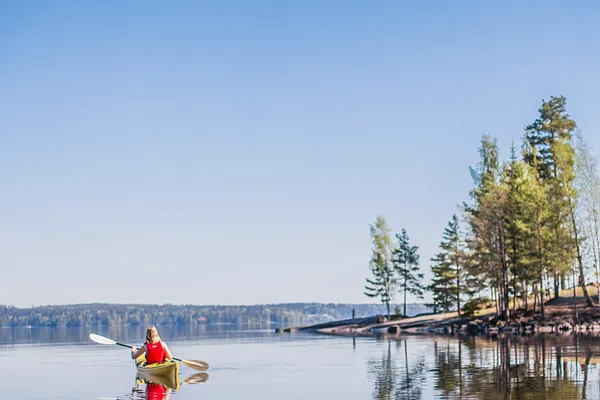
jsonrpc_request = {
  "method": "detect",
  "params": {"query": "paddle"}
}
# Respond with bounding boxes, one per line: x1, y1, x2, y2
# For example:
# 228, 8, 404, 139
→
89, 333, 209, 371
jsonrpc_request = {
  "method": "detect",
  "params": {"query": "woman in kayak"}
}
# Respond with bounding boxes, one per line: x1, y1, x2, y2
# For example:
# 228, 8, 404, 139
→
131, 325, 173, 364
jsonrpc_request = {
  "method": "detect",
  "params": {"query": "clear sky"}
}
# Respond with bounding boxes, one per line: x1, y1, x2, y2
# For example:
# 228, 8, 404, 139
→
1, 1, 600, 307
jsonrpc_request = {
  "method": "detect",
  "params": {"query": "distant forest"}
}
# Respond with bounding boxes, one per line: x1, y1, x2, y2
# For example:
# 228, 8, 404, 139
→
0, 303, 431, 328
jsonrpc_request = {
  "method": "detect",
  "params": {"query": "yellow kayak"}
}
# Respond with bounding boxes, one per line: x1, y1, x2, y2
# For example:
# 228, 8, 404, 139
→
134, 354, 180, 391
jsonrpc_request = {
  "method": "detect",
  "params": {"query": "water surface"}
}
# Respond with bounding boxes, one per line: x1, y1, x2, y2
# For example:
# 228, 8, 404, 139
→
2, 325, 600, 399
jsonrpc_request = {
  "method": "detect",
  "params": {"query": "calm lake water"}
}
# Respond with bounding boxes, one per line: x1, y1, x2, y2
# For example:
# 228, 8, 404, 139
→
2, 325, 600, 399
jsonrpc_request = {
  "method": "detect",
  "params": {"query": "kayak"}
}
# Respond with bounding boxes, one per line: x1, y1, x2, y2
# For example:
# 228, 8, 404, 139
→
134, 353, 180, 391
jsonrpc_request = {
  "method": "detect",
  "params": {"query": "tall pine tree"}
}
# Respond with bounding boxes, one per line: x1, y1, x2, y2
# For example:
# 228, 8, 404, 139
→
527, 155, 552, 319
524, 96, 591, 305
503, 146, 537, 311
427, 250, 456, 314
392, 229, 424, 316
429, 215, 466, 315
465, 135, 515, 319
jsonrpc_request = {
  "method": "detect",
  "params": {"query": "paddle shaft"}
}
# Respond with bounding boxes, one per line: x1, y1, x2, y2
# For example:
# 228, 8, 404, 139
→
114, 340, 191, 365
89, 333, 208, 370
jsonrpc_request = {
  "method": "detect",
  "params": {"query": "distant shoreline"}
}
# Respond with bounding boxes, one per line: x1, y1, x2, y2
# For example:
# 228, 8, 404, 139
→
0, 302, 431, 328
0, 301, 430, 309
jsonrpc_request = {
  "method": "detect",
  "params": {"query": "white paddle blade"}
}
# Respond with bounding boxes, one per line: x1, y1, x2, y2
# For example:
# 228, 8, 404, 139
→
89, 333, 117, 345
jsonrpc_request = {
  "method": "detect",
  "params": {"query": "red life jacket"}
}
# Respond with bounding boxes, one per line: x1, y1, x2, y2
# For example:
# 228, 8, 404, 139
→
146, 340, 165, 364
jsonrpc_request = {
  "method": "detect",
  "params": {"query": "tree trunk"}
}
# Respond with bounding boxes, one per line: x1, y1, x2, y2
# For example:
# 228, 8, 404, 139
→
455, 263, 461, 317
554, 272, 560, 299
493, 287, 499, 316
512, 236, 518, 312
593, 208, 600, 282
533, 284, 538, 312
499, 224, 510, 320
536, 207, 546, 319
512, 273, 517, 311
568, 194, 593, 306
454, 250, 461, 317
590, 209, 600, 306
522, 282, 528, 311
572, 268, 577, 298
540, 275, 546, 320
498, 282, 504, 319
403, 274, 407, 317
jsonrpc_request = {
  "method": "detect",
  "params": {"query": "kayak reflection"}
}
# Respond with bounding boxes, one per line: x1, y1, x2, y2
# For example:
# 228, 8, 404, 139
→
135, 371, 210, 387
132, 381, 172, 400
132, 371, 210, 399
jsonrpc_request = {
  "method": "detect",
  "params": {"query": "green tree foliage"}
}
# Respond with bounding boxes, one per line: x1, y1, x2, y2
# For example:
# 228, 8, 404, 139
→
504, 151, 551, 317
364, 216, 396, 318
392, 229, 424, 316
463, 135, 504, 313
505, 146, 532, 310
475, 177, 511, 318
428, 250, 457, 314
442, 215, 467, 315
464, 134, 557, 319
426, 95, 600, 321
428, 215, 466, 315
523, 96, 592, 305
468, 134, 500, 207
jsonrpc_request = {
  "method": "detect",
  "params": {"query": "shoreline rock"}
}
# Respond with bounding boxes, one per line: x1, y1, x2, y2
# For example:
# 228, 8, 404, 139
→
275, 303, 600, 338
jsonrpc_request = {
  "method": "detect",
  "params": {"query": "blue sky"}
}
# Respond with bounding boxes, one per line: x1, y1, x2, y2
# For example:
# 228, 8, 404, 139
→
1, 1, 599, 307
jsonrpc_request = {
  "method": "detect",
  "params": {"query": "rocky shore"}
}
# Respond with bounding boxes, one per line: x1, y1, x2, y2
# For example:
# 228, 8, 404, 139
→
276, 295, 600, 337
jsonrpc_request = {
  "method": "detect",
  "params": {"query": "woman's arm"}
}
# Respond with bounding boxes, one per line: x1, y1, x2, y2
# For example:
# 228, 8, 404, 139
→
131, 344, 146, 359
163, 343, 173, 360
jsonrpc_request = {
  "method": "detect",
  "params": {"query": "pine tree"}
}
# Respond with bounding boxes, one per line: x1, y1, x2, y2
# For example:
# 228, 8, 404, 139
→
463, 134, 501, 291
503, 146, 552, 313
475, 179, 512, 318
427, 251, 457, 314
465, 135, 513, 319
364, 216, 396, 318
504, 144, 538, 311
392, 229, 424, 316
428, 215, 466, 315
524, 96, 591, 305
468, 135, 500, 201
527, 160, 552, 319
443, 215, 466, 315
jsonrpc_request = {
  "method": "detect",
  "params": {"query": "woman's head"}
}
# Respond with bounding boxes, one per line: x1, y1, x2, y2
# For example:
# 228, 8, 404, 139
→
146, 325, 160, 343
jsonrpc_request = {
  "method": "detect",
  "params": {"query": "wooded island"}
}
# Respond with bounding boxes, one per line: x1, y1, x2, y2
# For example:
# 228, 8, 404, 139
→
284, 95, 600, 337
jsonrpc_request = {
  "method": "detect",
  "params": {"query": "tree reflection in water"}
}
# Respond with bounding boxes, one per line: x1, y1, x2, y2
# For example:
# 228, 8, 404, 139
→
367, 333, 600, 399
367, 337, 426, 399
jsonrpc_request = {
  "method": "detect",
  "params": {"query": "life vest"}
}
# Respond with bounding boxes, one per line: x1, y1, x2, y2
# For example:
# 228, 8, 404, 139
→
146, 340, 165, 364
